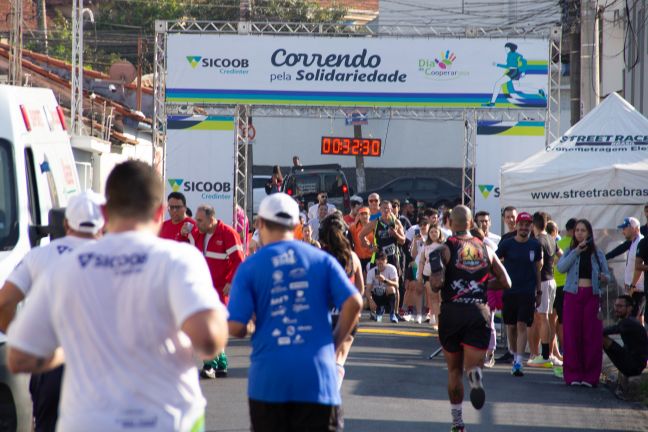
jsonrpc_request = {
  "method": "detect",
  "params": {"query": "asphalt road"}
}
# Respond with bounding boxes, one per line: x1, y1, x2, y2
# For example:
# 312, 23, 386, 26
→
200, 317, 648, 432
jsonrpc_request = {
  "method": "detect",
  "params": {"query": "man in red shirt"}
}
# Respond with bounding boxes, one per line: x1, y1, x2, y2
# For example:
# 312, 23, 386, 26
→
344, 195, 363, 225
159, 192, 196, 241
190, 204, 245, 379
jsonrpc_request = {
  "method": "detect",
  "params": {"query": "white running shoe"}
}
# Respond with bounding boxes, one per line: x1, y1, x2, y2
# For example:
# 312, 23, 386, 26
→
550, 355, 563, 367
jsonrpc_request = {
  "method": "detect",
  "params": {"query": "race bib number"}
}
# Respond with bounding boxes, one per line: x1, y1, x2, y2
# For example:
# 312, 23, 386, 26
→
382, 244, 396, 256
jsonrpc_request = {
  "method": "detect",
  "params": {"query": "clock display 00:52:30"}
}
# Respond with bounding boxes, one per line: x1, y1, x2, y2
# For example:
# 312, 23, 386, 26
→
320, 137, 382, 157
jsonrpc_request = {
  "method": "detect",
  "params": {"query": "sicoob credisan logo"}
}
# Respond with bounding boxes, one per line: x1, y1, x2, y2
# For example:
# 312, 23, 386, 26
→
186, 55, 249, 75
168, 178, 232, 200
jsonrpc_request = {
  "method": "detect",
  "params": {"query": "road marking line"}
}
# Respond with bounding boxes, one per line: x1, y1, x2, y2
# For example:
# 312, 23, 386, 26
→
358, 328, 436, 337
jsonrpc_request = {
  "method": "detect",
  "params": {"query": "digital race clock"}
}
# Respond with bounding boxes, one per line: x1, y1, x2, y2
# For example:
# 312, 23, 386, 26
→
320, 136, 382, 157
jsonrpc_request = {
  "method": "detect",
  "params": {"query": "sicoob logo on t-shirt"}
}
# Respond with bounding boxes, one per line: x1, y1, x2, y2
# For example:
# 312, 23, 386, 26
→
78, 252, 148, 275
455, 241, 487, 273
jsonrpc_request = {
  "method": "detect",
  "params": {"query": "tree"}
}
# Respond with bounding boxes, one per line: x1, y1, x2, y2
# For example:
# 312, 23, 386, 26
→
26, 0, 347, 73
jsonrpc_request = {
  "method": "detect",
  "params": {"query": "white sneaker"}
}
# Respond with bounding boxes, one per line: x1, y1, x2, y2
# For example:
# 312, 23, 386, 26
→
550, 355, 563, 366
200, 367, 216, 379
403, 312, 413, 322
416, 314, 423, 324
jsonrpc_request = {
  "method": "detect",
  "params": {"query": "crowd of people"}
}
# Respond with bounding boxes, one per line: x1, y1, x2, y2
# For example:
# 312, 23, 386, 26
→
0, 160, 647, 432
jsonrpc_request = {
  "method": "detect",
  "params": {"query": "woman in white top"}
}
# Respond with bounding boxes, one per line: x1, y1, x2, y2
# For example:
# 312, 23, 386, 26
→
417, 225, 446, 330
405, 219, 430, 323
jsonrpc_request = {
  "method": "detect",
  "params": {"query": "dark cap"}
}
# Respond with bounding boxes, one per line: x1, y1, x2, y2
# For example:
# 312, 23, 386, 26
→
375, 250, 387, 260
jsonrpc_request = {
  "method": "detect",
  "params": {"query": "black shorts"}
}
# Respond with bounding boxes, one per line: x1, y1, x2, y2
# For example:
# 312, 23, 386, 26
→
553, 286, 565, 324
29, 365, 64, 432
604, 340, 646, 377
438, 302, 491, 352
360, 258, 372, 274
331, 314, 358, 337
631, 291, 646, 318
405, 265, 416, 281
502, 292, 535, 327
249, 399, 343, 432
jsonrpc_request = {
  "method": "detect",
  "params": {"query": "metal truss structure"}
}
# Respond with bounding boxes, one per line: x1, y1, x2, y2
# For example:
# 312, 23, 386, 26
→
154, 20, 560, 217
547, 28, 563, 149
235, 105, 251, 240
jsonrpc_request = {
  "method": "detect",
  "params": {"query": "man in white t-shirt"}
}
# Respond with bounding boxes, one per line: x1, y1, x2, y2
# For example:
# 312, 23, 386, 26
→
366, 251, 399, 323
308, 203, 330, 242
7, 160, 228, 432
307, 192, 336, 221
0, 190, 104, 431
618, 217, 645, 324
475, 210, 501, 251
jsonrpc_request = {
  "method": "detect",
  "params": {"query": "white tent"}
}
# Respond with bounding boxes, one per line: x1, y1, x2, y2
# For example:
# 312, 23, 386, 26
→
501, 92, 648, 230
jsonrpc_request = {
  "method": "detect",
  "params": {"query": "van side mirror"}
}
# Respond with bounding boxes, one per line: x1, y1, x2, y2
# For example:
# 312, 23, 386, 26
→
48, 208, 66, 240
28, 225, 49, 247
28, 208, 66, 247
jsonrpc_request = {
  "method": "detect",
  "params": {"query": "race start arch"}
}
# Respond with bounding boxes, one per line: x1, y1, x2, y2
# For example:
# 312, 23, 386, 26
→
153, 20, 561, 226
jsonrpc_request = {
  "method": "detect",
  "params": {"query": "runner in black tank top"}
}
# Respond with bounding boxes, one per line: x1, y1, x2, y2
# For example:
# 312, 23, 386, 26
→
375, 218, 400, 269
429, 206, 511, 431
359, 200, 406, 316
442, 236, 490, 305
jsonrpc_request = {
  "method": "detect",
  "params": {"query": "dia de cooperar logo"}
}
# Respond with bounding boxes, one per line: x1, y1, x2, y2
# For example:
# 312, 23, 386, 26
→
418, 51, 467, 80
186, 56, 202, 69
168, 178, 184, 192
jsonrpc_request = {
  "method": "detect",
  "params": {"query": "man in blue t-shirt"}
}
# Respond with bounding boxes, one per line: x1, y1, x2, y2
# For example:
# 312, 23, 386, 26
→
228, 193, 363, 432
496, 212, 542, 377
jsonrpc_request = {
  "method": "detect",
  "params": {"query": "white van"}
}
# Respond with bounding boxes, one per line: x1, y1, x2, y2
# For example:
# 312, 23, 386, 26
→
0, 85, 80, 431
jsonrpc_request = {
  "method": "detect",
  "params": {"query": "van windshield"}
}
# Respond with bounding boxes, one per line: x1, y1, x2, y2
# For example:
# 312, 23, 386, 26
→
0, 140, 18, 251
323, 173, 347, 197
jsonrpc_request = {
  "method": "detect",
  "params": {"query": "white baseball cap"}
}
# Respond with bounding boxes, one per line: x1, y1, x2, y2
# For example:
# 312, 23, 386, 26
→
258, 193, 299, 227
350, 195, 363, 204
65, 191, 106, 234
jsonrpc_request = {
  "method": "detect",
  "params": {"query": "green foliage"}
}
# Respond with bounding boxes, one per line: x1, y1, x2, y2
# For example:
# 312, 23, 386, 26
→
96, 0, 346, 33
255, 0, 347, 22
28, 0, 348, 73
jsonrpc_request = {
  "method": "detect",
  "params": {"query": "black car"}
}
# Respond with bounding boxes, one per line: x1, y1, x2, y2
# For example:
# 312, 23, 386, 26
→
282, 164, 352, 213
359, 176, 462, 208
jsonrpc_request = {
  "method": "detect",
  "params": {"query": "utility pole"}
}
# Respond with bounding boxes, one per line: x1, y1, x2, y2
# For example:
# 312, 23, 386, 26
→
9, 0, 23, 86
354, 124, 366, 193
71, 1, 94, 135
136, 35, 143, 111
71, 0, 85, 135
566, 0, 581, 125
580, 0, 600, 118
37, 0, 48, 55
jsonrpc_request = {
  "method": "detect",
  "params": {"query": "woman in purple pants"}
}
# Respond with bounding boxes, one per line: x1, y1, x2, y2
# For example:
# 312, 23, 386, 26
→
556, 219, 610, 387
